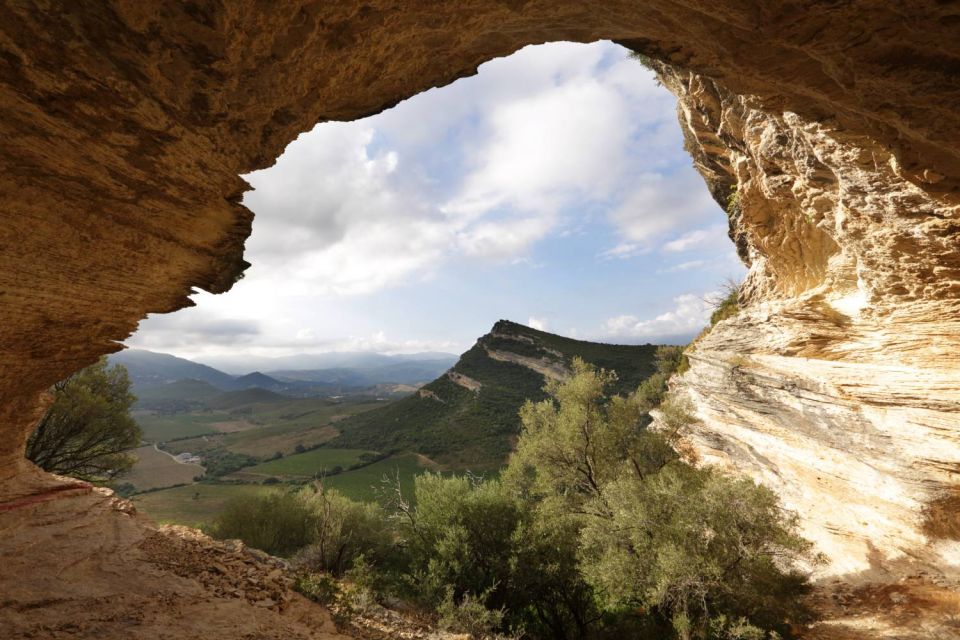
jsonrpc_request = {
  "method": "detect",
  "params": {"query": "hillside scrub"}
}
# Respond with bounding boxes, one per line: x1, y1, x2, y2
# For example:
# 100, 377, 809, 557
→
709, 281, 740, 326
211, 359, 814, 639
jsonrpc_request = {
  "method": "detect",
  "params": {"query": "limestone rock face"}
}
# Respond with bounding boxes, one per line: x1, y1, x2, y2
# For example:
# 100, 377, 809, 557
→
656, 65, 960, 633
1, 1, 960, 635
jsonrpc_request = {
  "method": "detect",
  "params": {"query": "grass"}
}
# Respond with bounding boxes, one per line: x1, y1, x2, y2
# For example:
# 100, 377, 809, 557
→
320, 453, 438, 503
133, 482, 280, 527
120, 445, 203, 491
242, 448, 376, 479
132, 453, 442, 525
136, 412, 225, 442
709, 281, 740, 326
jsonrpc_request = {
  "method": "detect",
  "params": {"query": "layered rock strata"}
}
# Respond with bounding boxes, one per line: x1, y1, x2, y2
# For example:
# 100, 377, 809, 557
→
0, 1, 959, 636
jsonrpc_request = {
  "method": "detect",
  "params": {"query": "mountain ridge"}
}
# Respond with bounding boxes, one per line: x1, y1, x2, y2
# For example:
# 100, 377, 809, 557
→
329, 320, 661, 467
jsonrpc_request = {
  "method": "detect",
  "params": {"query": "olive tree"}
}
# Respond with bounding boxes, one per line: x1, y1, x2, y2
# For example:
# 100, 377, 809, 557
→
26, 358, 140, 481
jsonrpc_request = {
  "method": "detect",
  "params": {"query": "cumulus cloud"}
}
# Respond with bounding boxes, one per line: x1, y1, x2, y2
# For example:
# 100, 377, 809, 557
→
600, 293, 714, 342
528, 317, 548, 331
127, 310, 260, 351
127, 41, 740, 360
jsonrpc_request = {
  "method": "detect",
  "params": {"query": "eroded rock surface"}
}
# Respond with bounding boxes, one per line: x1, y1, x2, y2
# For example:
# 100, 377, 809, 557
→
0, 485, 350, 639
1, 1, 959, 637
656, 65, 960, 637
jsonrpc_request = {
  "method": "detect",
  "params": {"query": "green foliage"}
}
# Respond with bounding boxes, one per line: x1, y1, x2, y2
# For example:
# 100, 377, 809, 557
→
629, 50, 660, 74
510, 360, 813, 638
210, 485, 390, 574
247, 447, 378, 479
710, 282, 740, 326
393, 473, 597, 639
202, 450, 261, 477
294, 487, 391, 577
209, 491, 316, 557
332, 321, 659, 468
295, 572, 341, 605
437, 587, 506, 637
726, 188, 740, 218
26, 358, 141, 481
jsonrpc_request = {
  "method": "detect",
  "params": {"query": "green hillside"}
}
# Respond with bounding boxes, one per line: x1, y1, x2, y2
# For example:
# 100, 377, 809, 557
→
329, 320, 660, 467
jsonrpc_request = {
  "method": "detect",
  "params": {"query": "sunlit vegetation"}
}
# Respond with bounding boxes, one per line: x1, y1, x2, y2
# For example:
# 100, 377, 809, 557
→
213, 356, 815, 639
709, 280, 741, 326
331, 321, 659, 468
243, 448, 379, 480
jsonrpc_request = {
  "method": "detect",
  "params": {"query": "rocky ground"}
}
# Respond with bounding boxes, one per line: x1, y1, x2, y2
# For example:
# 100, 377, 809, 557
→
0, 479, 349, 639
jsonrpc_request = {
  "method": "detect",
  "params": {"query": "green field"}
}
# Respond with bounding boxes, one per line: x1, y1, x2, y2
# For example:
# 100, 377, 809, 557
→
241, 447, 376, 479
320, 453, 438, 502
136, 412, 226, 442
121, 445, 204, 491
133, 482, 280, 527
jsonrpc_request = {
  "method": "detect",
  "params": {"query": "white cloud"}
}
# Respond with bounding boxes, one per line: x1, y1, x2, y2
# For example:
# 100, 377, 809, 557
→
444, 79, 630, 220
605, 172, 718, 252
600, 293, 714, 342
528, 317, 548, 331
662, 224, 729, 253
127, 41, 740, 360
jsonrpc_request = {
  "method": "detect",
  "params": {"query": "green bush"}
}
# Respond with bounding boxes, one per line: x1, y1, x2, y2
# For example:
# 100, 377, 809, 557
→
710, 282, 740, 326
209, 491, 315, 557
394, 473, 596, 639
295, 572, 341, 605
437, 587, 505, 638
510, 359, 814, 638
294, 488, 391, 577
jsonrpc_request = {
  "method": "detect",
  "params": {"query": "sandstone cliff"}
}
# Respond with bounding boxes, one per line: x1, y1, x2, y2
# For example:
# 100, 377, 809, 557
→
656, 66, 960, 637
1, 2, 959, 637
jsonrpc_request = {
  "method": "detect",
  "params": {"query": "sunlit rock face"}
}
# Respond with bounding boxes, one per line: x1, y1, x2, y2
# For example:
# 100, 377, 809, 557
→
1, 2, 960, 635
659, 67, 960, 580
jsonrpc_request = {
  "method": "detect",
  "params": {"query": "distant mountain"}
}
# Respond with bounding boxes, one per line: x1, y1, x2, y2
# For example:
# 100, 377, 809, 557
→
110, 349, 241, 391
135, 378, 223, 402
269, 358, 455, 388
204, 387, 291, 410
196, 351, 458, 376
329, 320, 661, 468
112, 348, 457, 402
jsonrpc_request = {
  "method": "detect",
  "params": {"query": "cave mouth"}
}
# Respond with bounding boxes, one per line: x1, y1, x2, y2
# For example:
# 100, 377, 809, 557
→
125, 40, 743, 373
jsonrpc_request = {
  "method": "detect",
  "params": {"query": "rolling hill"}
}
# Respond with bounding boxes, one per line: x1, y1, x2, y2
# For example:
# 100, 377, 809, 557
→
110, 349, 242, 391
329, 320, 661, 467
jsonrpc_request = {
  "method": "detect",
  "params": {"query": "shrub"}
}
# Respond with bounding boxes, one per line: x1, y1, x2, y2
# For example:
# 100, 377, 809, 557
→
209, 491, 316, 557
295, 572, 341, 605
709, 281, 740, 326
294, 488, 391, 577
437, 587, 505, 638
511, 360, 814, 638
393, 472, 596, 639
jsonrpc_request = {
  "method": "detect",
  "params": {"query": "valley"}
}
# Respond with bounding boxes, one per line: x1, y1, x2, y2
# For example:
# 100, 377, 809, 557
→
118, 321, 662, 528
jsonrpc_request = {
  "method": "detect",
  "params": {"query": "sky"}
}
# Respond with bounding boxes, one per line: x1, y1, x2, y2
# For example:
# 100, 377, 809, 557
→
126, 41, 744, 363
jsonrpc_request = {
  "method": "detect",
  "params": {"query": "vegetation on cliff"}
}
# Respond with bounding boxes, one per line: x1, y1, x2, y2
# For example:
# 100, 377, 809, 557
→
214, 354, 814, 639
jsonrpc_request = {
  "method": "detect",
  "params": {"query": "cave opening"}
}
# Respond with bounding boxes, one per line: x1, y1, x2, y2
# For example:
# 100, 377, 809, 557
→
128, 40, 743, 373
2, 3, 959, 637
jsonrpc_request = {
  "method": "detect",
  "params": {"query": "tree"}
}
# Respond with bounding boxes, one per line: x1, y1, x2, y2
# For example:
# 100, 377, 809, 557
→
508, 358, 814, 639
26, 357, 141, 481
211, 492, 317, 557
295, 486, 391, 576
392, 473, 598, 640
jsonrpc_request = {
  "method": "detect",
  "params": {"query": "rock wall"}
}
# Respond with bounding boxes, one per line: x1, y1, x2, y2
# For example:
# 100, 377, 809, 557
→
1, 1, 960, 634
658, 67, 960, 579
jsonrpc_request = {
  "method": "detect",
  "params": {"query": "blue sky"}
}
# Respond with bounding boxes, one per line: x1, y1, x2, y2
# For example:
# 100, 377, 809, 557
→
127, 41, 744, 364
